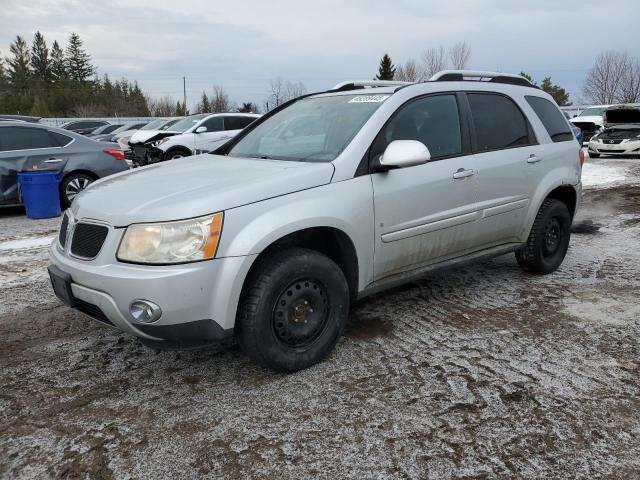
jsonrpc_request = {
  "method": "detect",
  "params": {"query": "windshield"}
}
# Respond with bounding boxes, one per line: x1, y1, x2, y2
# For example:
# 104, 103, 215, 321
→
166, 114, 208, 133
579, 107, 607, 117
140, 119, 167, 130
228, 94, 388, 162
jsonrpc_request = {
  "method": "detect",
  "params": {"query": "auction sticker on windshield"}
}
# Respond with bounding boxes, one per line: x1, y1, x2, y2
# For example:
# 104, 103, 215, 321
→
349, 95, 390, 103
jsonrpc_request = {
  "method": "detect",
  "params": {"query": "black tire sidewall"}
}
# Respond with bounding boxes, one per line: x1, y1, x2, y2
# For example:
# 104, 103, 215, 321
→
238, 249, 349, 372
166, 148, 189, 160
534, 201, 571, 273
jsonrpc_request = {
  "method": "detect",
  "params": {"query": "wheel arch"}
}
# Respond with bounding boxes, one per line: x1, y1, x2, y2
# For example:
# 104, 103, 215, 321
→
164, 145, 192, 158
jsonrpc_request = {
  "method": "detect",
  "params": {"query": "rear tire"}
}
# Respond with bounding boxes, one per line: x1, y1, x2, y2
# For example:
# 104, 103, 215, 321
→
516, 198, 571, 274
60, 172, 95, 208
236, 248, 349, 372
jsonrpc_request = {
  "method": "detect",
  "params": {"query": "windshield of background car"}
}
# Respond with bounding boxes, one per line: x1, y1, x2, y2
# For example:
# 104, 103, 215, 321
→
228, 94, 390, 162
140, 119, 166, 130
579, 107, 606, 117
167, 114, 208, 133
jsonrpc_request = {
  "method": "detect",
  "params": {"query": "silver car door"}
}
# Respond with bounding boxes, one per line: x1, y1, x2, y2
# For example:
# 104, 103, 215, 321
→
371, 93, 480, 280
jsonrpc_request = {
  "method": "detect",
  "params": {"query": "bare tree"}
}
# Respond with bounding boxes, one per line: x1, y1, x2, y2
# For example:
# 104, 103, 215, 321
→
618, 57, 640, 103
448, 41, 471, 70
266, 77, 307, 111
582, 50, 630, 104
147, 95, 179, 116
420, 46, 447, 80
210, 84, 231, 112
395, 59, 420, 82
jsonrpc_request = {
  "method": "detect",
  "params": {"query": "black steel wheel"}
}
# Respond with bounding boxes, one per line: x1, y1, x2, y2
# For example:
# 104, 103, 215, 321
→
236, 248, 349, 372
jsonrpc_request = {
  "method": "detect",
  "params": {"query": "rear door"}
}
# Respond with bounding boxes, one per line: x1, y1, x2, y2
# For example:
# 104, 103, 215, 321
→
463, 92, 539, 247
0, 126, 70, 205
371, 93, 480, 280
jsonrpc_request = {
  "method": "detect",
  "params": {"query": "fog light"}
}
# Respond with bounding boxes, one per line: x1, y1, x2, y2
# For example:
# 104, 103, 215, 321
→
129, 300, 162, 323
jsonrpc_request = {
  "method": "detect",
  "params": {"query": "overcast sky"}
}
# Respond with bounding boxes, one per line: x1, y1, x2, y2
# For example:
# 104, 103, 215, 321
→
1, 0, 638, 109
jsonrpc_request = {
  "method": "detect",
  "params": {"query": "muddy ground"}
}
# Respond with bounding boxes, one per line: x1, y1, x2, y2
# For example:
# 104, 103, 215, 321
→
1, 156, 640, 479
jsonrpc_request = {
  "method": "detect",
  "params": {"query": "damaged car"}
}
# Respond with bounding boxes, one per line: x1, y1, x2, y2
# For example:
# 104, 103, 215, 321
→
126, 117, 183, 166
588, 105, 640, 158
571, 105, 609, 144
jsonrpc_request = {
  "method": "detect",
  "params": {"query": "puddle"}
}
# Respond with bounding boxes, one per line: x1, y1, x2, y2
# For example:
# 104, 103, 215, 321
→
345, 315, 394, 340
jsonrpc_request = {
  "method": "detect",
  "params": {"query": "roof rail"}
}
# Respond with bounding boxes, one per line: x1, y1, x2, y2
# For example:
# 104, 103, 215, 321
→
330, 80, 412, 92
429, 70, 535, 88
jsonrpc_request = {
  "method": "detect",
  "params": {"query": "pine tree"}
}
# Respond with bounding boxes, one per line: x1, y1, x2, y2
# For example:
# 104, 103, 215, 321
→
65, 32, 94, 82
519, 72, 536, 86
6, 35, 31, 92
541, 77, 571, 106
30, 31, 51, 84
238, 102, 256, 113
198, 91, 211, 113
50, 40, 67, 82
376, 54, 396, 81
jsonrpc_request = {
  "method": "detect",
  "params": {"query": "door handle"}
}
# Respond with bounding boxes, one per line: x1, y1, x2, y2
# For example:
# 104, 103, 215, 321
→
44, 158, 63, 163
527, 154, 542, 164
453, 168, 475, 179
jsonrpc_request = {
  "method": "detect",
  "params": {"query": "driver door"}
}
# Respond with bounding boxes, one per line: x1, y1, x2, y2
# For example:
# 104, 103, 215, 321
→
371, 94, 480, 280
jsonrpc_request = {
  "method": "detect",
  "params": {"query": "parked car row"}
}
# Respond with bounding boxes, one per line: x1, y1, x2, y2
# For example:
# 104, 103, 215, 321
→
570, 103, 640, 154
0, 122, 128, 208
587, 105, 640, 158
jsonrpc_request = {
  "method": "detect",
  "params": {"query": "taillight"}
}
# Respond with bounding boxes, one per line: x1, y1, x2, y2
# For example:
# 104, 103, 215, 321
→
578, 148, 585, 168
103, 148, 125, 161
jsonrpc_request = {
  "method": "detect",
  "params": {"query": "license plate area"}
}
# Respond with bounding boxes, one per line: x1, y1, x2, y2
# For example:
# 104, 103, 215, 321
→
48, 265, 77, 308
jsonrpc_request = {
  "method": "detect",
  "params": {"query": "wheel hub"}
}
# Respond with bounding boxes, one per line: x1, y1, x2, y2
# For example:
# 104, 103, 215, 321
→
273, 280, 329, 348
543, 217, 562, 255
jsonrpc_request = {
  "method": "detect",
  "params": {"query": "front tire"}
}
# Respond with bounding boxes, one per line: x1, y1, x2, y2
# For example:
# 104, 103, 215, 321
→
165, 148, 191, 160
516, 198, 571, 274
60, 172, 95, 208
236, 248, 349, 372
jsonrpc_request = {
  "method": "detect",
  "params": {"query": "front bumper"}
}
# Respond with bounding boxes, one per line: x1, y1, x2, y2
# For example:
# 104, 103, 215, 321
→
49, 238, 257, 347
588, 140, 640, 156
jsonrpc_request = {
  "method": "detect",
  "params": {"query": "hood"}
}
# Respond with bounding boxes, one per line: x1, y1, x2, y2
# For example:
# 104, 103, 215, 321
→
603, 107, 640, 127
129, 130, 180, 145
571, 115, 603, 126
72, 155, 335, 226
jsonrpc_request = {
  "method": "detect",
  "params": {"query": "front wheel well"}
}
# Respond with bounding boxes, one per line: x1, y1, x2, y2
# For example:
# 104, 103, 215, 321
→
61, 170, 99, 184
165, 146, 192, 157
245, 227, 359, 302
546, 185, 578, 219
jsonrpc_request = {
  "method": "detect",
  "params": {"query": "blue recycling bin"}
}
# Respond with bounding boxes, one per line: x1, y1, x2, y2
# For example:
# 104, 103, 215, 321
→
17, 171, 61, 219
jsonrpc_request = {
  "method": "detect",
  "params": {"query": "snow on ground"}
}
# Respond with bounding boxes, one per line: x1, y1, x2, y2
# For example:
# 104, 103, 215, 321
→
0, 236, 54, 252
581, 162, 628, 188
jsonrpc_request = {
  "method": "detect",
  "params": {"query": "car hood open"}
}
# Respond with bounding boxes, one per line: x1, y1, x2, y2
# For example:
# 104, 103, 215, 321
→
603, 106, 640, 127
71, 155, 335, 226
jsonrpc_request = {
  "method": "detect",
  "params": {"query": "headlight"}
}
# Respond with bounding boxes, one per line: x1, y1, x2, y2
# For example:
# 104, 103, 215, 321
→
153, 137, 171, 147
117, 213, 223, 264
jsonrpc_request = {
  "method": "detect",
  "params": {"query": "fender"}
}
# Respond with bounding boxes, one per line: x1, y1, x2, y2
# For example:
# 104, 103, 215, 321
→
217, 176, 375, 291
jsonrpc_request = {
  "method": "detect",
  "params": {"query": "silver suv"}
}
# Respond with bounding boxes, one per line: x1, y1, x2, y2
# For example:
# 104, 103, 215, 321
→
49, 70, 583, 372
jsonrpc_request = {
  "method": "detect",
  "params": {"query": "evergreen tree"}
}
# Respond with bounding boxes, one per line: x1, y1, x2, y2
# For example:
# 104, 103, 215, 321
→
30, 31, 51, 84
50, 40, 67, 82
6, 35, 31, 92
541, 77, 571, 106
376, 54, 396, 81
519, 71, 536, 86
65, 32, 94, 82
198, 91, 211, 113
238, 102, 256, 113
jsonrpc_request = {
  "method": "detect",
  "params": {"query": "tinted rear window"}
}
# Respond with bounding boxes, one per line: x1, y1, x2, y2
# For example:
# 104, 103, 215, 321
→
526, 96, 574, 142
468, 93, 533, 152
0, 127, 59, 151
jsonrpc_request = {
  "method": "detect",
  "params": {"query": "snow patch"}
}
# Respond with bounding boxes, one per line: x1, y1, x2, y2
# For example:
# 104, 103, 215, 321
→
581, 163, 627, 188
0, 236, 54, 252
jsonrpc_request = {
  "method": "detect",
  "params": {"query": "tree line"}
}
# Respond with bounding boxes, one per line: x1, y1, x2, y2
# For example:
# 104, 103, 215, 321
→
0, 32, 149, 117
374, 46, 640, 106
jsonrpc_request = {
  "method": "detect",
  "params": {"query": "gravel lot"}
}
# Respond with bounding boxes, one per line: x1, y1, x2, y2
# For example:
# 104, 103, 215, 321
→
1, 154, 640, 479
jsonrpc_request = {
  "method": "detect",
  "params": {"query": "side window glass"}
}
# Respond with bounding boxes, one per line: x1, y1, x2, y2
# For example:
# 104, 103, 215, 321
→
1, 127, 57, 151
225, 116, 254, 131
203, 117, 223, 132
373, 94, 462, 160
468, 93, 532, 152
525, 96, 574, 142
49, 131, 73, 147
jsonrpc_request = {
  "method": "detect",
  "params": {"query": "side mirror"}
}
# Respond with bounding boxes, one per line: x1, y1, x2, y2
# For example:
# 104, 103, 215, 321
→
377, 140, 431, 171
195, 126, 207, 133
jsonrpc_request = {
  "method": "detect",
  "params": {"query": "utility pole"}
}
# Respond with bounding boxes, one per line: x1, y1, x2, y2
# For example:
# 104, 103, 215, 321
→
183, 76, 187, 115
